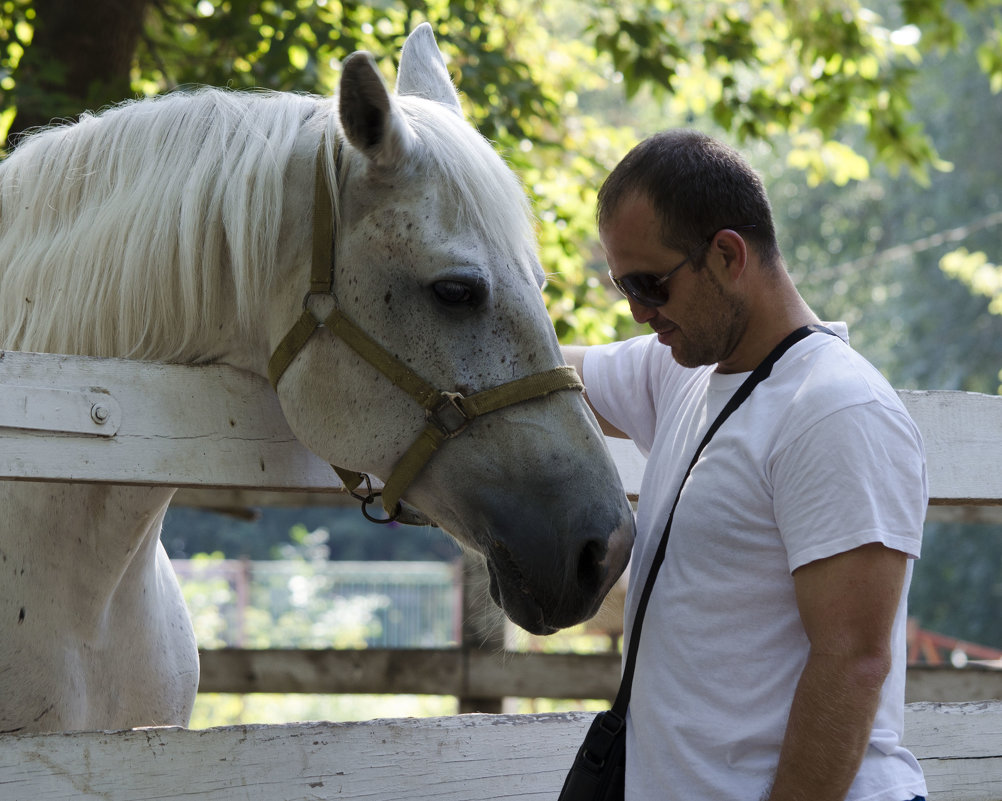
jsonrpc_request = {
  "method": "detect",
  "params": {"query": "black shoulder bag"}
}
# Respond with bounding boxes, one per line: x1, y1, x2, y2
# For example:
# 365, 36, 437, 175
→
557, 325, 834, 801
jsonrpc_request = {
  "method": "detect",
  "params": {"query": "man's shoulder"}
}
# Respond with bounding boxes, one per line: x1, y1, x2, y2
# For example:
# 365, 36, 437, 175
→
791, 335, 905, 415
761, 336, 922, 457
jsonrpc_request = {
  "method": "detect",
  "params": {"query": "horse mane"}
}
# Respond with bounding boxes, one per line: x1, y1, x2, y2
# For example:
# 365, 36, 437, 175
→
0, 89, 324, 361
0, 86, 535, 364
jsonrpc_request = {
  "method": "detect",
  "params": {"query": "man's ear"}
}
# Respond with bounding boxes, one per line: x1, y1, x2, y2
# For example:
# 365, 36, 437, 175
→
710, 228, 749, 281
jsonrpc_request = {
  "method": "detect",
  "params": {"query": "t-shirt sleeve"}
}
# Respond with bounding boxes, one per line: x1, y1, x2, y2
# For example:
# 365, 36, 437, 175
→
771, 400, 928, 573
582, 335, 662, 454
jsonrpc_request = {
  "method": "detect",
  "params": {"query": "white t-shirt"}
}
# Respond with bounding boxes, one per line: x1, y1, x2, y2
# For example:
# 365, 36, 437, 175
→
583, 326, 928, 801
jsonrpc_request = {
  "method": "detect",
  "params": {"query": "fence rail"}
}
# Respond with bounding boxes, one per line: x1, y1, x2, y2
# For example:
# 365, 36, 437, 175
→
3, 705, 999, 801
195, 647, 1002, 703
174, 557, 1002, 705
3, 351, 1002, 506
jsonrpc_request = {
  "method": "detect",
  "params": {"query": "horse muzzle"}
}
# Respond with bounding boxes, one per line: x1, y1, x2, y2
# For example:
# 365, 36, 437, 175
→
482, 511, 635, 635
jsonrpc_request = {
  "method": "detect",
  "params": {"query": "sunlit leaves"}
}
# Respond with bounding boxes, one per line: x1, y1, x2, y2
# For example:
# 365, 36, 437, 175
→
786, 132, 871, 186
976, 22, 1002, 92
137, 0, 356, 94
940, 248, 1002, 315
584, 0, 1000, 185
0, 0, 32, 140
587, 2, 688, 99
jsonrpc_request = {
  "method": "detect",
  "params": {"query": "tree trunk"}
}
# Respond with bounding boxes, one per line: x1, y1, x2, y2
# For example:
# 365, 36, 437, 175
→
8, 0, 152, 143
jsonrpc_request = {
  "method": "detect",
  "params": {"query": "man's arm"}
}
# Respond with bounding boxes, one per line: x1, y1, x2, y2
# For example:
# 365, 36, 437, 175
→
561, 345, 628, 438
766, 542, 908, 801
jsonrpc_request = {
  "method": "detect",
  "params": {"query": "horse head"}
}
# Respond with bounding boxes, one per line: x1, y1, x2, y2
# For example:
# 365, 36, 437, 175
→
271, 25, 634, 634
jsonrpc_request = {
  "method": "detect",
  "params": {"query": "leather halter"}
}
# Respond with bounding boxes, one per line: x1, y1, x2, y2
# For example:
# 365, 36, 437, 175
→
267, 136, 584, 522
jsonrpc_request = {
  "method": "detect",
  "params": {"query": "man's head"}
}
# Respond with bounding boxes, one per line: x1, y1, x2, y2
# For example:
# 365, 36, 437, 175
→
598, 130, 811, 372
597, 129, 781, 269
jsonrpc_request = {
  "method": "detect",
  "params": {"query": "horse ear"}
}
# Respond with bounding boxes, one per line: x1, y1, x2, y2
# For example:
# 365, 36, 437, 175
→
339, 50, 416, 167
395, 22, 462, 115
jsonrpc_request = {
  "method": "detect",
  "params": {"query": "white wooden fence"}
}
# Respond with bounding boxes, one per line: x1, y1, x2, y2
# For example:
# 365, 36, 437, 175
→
1, 350, 1001, 800
1, 705, 1000, 800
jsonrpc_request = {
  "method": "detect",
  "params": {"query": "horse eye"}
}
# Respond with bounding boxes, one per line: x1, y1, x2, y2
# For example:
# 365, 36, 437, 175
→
433, 280, 475, 306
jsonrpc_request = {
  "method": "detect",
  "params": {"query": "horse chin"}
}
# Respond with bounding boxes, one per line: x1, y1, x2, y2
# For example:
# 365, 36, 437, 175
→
485, 561, 559, 636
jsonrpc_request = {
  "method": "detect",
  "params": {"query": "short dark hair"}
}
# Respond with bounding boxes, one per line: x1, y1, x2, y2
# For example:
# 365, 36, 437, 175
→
597, 129, 781, 266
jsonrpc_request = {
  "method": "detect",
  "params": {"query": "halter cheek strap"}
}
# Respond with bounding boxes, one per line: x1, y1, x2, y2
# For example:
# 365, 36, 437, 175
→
268, 136, 583, 522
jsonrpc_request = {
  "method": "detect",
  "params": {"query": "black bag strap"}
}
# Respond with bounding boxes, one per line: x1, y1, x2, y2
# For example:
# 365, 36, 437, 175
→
609, 324, 837, 719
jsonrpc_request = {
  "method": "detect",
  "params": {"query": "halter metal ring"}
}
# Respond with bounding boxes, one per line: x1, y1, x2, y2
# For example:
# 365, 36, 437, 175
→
347, 472, 402, 524
303, 290, 336, 322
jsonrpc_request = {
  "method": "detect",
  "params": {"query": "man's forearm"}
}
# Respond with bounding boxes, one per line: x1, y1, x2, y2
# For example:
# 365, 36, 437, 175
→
766, 649, 890, 801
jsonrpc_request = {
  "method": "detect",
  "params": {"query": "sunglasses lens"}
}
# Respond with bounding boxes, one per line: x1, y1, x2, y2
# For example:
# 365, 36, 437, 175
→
615, 274, 668, 308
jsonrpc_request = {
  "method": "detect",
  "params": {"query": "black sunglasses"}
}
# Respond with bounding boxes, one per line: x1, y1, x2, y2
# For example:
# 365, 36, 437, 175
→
610, 225, 756, 308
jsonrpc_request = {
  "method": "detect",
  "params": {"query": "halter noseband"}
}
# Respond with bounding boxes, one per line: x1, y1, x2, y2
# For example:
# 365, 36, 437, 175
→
267, 136, 584, 523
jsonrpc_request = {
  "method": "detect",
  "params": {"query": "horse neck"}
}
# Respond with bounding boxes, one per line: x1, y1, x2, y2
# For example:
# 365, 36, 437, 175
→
0, 482, 175, 625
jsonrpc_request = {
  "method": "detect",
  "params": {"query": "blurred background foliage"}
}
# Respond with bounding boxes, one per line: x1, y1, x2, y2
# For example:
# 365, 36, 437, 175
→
2, 0, 1000, 365
1, 0, 1001, 662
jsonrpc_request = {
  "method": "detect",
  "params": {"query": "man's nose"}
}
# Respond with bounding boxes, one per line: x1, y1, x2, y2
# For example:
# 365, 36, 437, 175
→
630, 297, 657, 323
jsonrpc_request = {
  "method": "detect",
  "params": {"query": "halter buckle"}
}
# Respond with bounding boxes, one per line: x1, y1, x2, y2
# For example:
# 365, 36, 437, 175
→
427, 392, 471, 438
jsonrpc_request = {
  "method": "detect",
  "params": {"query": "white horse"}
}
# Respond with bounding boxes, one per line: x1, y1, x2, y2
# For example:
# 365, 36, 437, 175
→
0, 25, 633, 734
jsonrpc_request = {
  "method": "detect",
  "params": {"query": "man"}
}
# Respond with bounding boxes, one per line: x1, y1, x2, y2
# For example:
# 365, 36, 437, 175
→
563, 130, 928, 801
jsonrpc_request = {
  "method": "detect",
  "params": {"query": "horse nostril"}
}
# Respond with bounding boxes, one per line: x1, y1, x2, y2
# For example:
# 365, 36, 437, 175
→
576, 539, 605, 596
